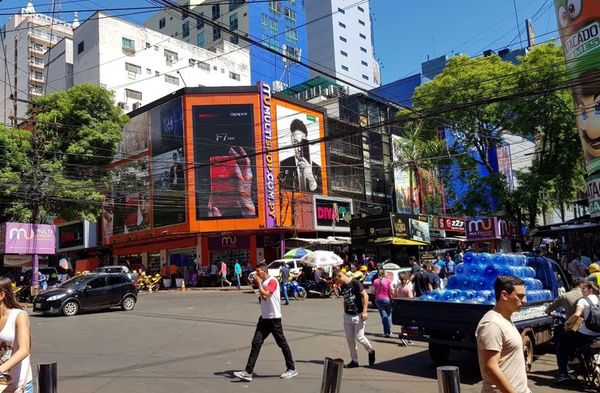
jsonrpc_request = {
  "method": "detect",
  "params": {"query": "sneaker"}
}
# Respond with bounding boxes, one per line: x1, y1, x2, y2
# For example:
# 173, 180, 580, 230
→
344, 360, 359, 368
233, 370, 253, 382
552, 373, 570, 384
280, 369, 298, 379
368, 350, 376, 366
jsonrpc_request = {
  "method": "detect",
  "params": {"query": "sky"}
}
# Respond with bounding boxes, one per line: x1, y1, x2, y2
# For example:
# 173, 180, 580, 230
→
0, 0, 560, 84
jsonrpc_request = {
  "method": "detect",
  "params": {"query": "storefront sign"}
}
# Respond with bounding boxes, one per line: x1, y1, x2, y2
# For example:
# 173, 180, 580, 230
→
433, 216, 465, 233
0, 222, 56, 254
313, 196, 353, 232
56, 221, 98, 252
466, 217, 505, 241
259, 82, 277, 228
208, 235, 250, 250
408, 218, 431, 243
588, 173, 600, 217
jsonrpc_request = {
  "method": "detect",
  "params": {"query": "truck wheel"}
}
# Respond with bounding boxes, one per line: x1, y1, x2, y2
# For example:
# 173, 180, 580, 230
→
522, 335, 533, 372
429, 343, 450, 364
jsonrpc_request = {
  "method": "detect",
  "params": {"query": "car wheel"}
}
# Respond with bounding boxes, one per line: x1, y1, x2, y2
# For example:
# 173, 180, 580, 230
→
121, 296, 136, 311
62, 300, 79, 317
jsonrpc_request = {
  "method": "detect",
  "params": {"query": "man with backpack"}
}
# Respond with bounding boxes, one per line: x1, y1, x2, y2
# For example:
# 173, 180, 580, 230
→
554, 280, 600, 384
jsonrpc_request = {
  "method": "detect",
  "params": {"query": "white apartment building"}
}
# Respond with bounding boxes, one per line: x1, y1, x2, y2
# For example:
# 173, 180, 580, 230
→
0, 1, 75, 126
305, 0, 380, 93
45, 11, 250, 112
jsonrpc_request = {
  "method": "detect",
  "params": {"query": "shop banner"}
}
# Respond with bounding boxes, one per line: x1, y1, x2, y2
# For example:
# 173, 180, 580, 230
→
554, 1, 600, 192
313, 195, 353, 232
259, 82, 277, 228
433, 216, 466, 234
208, 235, 250, 250
588, 172, 600, 217
408, 218, 431, 243
466, 217, 504, 241
193, 104, 258, 220
1, 222, 56, 254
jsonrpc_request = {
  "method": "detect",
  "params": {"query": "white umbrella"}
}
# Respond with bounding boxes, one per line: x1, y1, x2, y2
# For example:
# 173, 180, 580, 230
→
300, 251, 344, 268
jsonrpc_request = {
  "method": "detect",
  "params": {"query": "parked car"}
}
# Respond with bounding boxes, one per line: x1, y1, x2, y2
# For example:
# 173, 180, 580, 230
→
96, 265, 132, 280
32, 273, 138, 316
363, 263, 411, 307
266, 259, 303, 278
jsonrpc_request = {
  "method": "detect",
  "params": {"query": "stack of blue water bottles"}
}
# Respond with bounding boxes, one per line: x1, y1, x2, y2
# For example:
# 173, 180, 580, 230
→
419, 252, 552, 304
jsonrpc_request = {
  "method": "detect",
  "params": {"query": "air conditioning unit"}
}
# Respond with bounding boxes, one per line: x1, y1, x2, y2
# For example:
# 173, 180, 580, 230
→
117, 102, 126, 110
189, 58, 196, 66
132, 102, 142, 110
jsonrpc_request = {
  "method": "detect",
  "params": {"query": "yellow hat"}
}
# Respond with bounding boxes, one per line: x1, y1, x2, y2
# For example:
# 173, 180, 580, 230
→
341, 268, 347, 273
589, 263, 600, 273
360, 265, 368, 272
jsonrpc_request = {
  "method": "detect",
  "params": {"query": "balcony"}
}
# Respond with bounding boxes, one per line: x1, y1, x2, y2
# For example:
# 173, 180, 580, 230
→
29, 87, 43, 96
29, 60, 44, 70
28, 31, 55, 45
28, 45, 46, 56
329, 141, 362, 159
29, 74, 44, 84
330, 177, 365, 194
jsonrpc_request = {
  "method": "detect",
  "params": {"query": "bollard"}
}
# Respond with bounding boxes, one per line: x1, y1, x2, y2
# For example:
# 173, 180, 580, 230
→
38, 362, 57, 393
437, 366, 460, 393
320, 357, 344, 393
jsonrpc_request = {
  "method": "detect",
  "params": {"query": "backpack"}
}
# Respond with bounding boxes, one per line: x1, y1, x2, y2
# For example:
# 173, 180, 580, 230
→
583, 297, 600, 333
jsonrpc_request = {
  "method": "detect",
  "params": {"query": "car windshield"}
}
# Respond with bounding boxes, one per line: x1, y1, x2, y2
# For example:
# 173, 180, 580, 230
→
59, 275, 92, 289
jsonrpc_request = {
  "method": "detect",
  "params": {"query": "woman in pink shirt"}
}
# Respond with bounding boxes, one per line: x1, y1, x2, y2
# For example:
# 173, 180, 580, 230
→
395, 273, 414, 299
372, 270, 394, 337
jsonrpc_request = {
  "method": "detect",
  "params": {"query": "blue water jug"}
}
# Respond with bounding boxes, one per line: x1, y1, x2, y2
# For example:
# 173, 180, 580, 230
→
446, 275, 460, 290
455, 263, 465, 276
483, 264, 500, 280
464, 251, 475, 265
480, 253, 493, 266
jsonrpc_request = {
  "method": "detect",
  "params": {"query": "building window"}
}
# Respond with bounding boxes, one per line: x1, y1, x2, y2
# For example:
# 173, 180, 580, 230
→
229, 13, 238, 30
164, 49, 178, 64
230, 35, 239, 44
146, 68, 152, 74
338, 7, 345, 14
341, 65, 348, 71
77, 41, 84, 54
213, 27, 221, 41
359, 33, 366, 39
340, 50, 347, 57
212, 4, 220, 20
229, 0, 244, 11
145, 42, 151, 49
197, 13, 204, 29
155, 71, 160, 76
285, 27, 297, 43
165, 74, 179, 85
269, 1, 281, 14
182, 21, 190, 38
125, 62, 141, 74
284, 8, 296, 23
125, 89, 142, 100
339, 22, 346, 28
159, 17, 166, 29
339, 36, 347, 43
362, 74, 369, 81
229, 71, 240, 81
122, 37, 135, 51
198, 61, 210, 71
359, 19, 365, 26
261, 13, 268, 27
360, 47, 367, 53
358, 6, 364, 12
197, 32, 205, 47
361, 60, 368, 66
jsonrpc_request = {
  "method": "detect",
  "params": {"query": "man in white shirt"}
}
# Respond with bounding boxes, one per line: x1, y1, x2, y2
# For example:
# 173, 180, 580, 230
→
234, 263, 297, 382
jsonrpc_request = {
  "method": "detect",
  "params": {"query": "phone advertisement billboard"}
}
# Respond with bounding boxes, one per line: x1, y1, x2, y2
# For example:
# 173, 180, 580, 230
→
276, 105, 324, 194
150, 97, 186, 227
110, 157, 151, 235
114, 111, 149, 162
193, 104, 258, 220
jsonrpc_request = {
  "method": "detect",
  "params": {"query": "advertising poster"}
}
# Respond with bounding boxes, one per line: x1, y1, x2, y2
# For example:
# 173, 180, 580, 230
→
392, 134, 419, 213
408, 218, 431, 243
466, 217, 499, 241
193, 104, 258, 220
111, 157, 151, 235
114, 111, 149, 162
276, 105, 323, 193
587, 172, 600, 217
313, 195, 353, 232
150, 97, 186, 227
554, 1, 600, 190
1, 222, 56, 254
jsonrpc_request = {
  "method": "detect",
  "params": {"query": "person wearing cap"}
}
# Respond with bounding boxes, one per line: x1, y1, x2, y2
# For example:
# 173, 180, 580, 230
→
586, 263, 600, 286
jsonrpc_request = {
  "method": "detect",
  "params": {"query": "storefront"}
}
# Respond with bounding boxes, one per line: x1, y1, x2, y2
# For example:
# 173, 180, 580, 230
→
465, 216, 522, 252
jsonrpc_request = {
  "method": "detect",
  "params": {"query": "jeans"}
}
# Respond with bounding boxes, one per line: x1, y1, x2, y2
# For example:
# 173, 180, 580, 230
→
343, 313, 373, 363
245, 317, 295, 374
375, 297, 392, 336
556, 330, 595, 374
235, 274, 241, 288
281, 282, 289, 304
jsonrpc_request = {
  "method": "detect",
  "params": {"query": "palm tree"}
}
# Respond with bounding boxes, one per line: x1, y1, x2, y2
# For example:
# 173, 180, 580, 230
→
393, 119, 446, 215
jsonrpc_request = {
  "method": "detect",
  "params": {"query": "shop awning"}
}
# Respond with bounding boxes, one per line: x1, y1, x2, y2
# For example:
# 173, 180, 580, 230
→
374, 237, 429, 246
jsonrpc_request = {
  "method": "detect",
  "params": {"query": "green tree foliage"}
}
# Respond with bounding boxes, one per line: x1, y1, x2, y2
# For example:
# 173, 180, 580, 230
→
0, 84, 128, 223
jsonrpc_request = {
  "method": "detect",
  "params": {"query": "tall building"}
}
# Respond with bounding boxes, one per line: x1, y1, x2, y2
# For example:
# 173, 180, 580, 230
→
0, 1, 75, 126
304, 0, 380, 94
45, 11, 250, 112
144, 0, 309, 90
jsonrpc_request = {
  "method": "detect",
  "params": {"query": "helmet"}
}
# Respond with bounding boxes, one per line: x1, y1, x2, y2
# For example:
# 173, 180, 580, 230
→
589, 263, 600, 273
341, 268, 347, 273
360, 266, 368, 272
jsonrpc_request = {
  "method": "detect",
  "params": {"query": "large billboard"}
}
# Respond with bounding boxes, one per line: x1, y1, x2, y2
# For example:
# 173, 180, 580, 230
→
111, 157, 151, 235
276, 105, 323, 193
554, 1, 600, 215
193, 104, 258, 219
150, 97, 186, 227
0, 222, 56, 254
392, 134, 419, 213
313, 195, 353, 233
114, 111, 149, 162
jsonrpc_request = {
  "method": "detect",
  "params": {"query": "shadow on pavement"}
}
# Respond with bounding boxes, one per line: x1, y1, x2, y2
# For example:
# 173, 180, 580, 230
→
295, 359, 325, 366
528, 368, 598, 393
215, 370, 281, 381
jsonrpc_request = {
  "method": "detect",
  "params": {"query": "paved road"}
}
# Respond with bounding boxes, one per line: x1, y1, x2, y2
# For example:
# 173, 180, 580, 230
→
28, 290, 583, 393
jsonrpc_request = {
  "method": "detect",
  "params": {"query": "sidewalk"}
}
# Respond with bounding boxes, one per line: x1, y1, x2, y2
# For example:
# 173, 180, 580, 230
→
155, 285, 254, 292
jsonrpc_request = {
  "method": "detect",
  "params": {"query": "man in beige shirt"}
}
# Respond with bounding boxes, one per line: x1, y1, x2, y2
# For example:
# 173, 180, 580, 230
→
545, 286, 582, 319
476, 275, 530, 393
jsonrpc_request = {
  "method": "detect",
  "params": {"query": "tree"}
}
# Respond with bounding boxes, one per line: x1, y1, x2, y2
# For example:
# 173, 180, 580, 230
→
0, 83, 128, 223
393, 119, 446, 214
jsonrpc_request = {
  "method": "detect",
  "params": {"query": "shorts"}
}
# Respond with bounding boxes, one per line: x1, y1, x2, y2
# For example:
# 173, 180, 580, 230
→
221, 274, 228, 281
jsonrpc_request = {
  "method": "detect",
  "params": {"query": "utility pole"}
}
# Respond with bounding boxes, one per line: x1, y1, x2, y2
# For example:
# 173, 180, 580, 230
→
28, 102, 43, 295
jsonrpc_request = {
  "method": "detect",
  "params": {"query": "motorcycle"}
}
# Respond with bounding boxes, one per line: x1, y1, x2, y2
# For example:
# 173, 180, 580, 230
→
304, 279, 341, 298
281, 280, 307, 301
136, 273, 161, 292
554, 316, 600, 388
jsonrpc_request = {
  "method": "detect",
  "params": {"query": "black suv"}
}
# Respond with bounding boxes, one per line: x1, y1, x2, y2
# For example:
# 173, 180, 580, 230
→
33, 273, 138, 316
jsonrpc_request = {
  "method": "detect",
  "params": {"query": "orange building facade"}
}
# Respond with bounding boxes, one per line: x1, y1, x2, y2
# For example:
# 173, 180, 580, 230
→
102, 85, 333, 283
